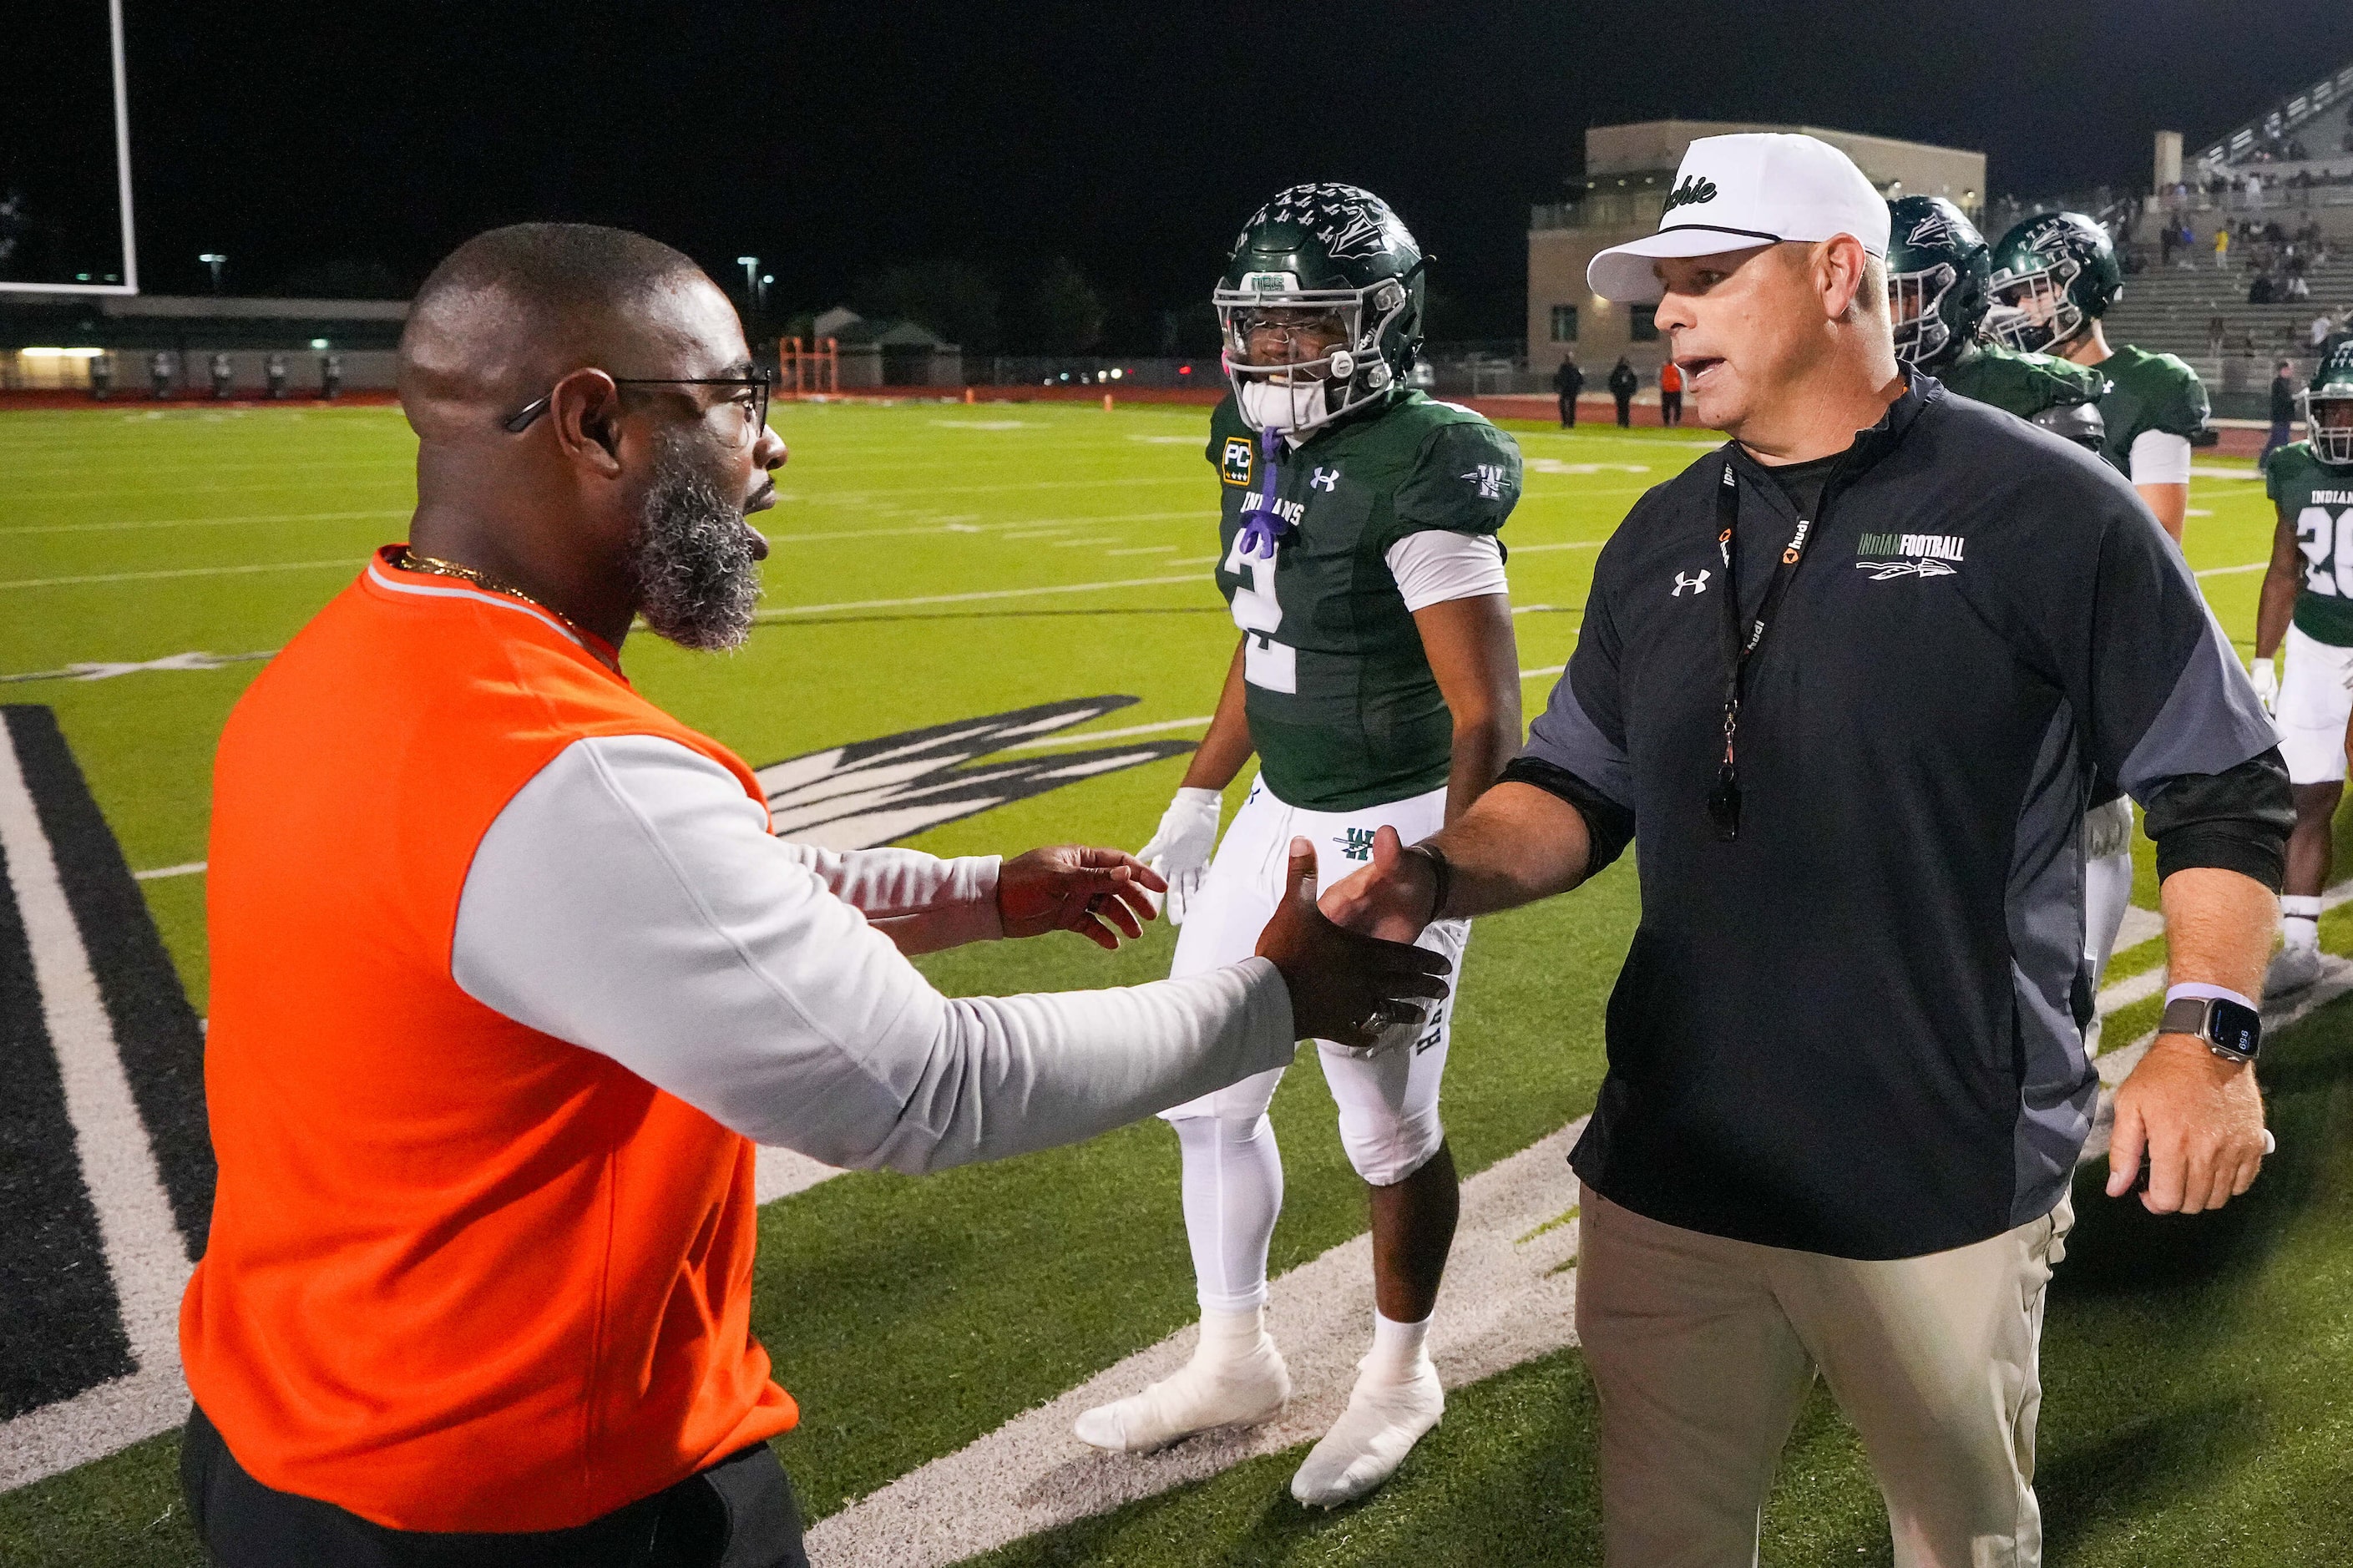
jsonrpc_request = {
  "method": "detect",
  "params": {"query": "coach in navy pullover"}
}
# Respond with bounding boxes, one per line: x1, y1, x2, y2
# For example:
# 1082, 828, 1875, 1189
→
1318, 130, 2285, 1568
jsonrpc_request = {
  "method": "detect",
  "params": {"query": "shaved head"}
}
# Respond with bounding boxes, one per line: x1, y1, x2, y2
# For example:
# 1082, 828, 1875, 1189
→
398, 222, 715, 440
397, 221, 786, 655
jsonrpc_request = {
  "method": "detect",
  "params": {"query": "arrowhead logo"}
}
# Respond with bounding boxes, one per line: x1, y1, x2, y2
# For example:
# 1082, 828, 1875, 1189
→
1664, 175, 1719, 215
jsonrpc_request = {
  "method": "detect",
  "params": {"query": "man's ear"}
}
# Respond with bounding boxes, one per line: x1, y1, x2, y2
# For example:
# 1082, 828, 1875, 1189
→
1816, 235, 1869, 322
549, 369, 626, 478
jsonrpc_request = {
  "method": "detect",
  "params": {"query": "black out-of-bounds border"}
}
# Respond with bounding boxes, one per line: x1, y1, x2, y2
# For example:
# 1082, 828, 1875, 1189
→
0, 724, 134, 1415
4, 706, 214, 1258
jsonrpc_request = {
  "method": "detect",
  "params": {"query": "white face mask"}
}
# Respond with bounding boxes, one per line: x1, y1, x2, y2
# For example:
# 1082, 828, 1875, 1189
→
1238, 376, 1331, 434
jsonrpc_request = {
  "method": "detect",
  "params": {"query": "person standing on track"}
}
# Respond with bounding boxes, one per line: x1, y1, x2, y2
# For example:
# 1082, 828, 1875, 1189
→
1657, 357, 1684, 425
2251, 341, 2353, 999
1076, 183, 1525, 1509
1323, 133, 2286, 1567
1609, 355, 1637, 426
1554, 354, 1584, 427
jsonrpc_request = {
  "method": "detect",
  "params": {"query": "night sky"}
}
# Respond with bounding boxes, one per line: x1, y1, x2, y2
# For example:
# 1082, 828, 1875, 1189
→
15, 2, 2353, 344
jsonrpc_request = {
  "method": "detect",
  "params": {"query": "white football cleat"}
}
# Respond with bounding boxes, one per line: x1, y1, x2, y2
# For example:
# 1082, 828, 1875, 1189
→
1072, 1338, 1290, 1454
1289, 1359, 1445, 1508
2266, 942, 2323, 1000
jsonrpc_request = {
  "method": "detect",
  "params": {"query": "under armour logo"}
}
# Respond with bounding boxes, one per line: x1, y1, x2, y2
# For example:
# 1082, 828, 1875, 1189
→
1672, 569, 1711, 596
1311, 466, 1338, 492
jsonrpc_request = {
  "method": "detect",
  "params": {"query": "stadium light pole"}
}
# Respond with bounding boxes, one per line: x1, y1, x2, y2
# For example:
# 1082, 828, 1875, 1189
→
760, 272, 773, 311
737, 255, 759, 302
199, 253, 226, 295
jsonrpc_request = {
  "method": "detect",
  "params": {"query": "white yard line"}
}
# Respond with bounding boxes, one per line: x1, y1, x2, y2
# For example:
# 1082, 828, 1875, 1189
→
1510, 540, 1605, 554
2194, 562, 2264, 579
0, 559, 359, 591
754, 575, 1205, 620
1106, 546, 1178, 556
2095, 874, 2353, 1021
0, 508, 406, 538
132, 862, 207, 882
2189, 466, 2263, 479
0, 726, 193, 1489
806, 1118, 1590, 1567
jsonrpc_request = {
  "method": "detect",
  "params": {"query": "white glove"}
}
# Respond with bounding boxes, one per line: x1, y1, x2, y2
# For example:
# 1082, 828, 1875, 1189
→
1138, 787, 1222, 926
2251, 655, 2279, 716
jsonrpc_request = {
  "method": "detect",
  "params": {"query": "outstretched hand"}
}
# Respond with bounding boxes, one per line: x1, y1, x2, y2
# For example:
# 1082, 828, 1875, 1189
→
1257, 837, 1450, 1050
997, 846, 1167, 951
1318, 825, 1440, 942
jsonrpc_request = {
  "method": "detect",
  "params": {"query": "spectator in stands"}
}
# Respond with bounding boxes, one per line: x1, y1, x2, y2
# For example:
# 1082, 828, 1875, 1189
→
2215, 225, 2231, 271
2160, 224, 2177, 267
1608, 357, 1637, 427
1554, 356, 1584, 427
2287, 271, 2312, 301
1657, 358, 1684, 426
2264, 360, 2298, 467
2210, 315, 2229, 355
2250, 273, 2275, 306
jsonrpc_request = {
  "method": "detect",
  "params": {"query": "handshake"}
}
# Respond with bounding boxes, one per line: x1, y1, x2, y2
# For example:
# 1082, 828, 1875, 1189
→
998, 809, 1449, 1050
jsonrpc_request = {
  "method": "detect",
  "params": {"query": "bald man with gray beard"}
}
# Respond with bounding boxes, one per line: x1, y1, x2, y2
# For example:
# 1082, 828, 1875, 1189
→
178, 223, 1448, 1568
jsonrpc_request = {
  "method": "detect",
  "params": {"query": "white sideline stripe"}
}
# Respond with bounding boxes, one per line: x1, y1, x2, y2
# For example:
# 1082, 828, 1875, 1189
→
805, 1118, 1591, 1567
0, 508, 406, 537
0, 726, 193, 1490
2194, 562, 2264, 579
1001, 716, 1213, 751
2189, 466, 2263, 479
0, 558, 359, 590
755, 575, 1203, 620
1510, 540, 1605, 554
132, 862, 206, 882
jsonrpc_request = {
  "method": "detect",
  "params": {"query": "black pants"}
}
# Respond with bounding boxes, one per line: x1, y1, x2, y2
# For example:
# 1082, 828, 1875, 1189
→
180, 1405, 807, 1568
1614, 394, 1632, 427
1558, 393, 1577, 427
1661, 392, 1682, 426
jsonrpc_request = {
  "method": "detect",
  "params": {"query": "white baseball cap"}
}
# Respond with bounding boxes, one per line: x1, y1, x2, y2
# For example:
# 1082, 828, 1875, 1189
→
1586, 133, 1890, 304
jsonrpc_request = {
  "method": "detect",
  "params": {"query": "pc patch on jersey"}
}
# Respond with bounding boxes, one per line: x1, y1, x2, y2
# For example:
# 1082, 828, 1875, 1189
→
1221, 436, 1255, 487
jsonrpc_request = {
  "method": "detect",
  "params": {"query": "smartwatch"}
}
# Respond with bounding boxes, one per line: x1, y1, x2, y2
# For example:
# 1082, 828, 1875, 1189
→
2158, 987, 2262, 1064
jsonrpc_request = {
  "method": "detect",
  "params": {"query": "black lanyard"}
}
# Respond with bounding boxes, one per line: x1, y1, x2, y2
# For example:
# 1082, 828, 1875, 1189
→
1706, 459, 1824, 841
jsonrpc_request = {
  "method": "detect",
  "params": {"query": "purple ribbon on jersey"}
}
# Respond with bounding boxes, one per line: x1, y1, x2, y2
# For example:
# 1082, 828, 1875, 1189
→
1236, 425, 1288, 559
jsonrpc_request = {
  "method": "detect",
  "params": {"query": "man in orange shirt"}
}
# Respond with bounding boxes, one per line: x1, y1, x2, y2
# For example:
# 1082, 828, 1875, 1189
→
180, 224, 1445, 1567
1657, 357, 1685, 425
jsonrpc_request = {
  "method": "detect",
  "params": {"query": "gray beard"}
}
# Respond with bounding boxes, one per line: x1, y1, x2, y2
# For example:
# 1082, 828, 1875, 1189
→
629, 431, 762, 652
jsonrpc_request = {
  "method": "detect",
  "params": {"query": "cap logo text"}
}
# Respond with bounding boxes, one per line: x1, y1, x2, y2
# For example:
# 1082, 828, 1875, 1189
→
1664, 175, 1719, 215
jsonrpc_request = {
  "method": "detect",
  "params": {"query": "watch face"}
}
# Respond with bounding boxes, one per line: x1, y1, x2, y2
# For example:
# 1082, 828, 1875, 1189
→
2210, 999, 2262, 1058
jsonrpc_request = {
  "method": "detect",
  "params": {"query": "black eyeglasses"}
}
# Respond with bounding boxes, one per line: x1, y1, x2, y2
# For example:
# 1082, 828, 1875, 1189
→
502, 372, 772, 438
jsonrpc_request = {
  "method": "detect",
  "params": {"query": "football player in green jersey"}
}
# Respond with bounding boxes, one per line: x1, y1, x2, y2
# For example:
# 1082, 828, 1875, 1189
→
1885, 197, 2138, 990
1074, 184, 1526, 1506
1987, 210, 2210, 542
2251, 342, 2353, 996
1885, 195, 2108, 448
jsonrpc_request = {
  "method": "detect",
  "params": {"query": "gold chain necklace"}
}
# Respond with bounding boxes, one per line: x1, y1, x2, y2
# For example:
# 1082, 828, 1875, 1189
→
393, 548, 616, 669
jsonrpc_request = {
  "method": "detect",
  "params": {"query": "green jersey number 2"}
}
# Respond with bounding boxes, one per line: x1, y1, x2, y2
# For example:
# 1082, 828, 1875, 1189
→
2300, 505, 2353, 597
1222, 529, 1296, 692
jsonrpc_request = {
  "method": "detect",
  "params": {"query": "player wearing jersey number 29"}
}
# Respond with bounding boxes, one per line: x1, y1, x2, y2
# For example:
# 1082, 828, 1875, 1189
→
2252, 341, 2353, 997
1077, 183, 1526, 1508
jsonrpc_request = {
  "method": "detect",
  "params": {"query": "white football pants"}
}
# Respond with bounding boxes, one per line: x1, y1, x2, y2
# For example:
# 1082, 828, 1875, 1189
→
2082, 797, 2136, 989
1161, 776, 1468, 1313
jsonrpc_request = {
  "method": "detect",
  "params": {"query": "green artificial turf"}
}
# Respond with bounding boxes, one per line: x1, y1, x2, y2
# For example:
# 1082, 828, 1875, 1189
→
0, 404, 2327, 1567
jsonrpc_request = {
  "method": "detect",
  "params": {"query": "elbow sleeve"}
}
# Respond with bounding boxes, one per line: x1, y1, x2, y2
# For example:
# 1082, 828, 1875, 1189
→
1497, 756, 1636, 875
2141, 747, 2293, 891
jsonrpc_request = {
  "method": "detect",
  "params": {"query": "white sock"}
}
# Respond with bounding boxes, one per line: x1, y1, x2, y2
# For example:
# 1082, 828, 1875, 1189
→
2283, 895, 2321, 950
1364, 1310, 1432, 1383
1175, 1114, 1282, 1316
1195, 1303, 1268, 1366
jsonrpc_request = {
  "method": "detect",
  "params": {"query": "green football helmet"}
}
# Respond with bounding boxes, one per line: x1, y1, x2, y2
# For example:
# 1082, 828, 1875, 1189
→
2303, 337, 2353, 466
1885, 196, 1990, 373
1985, 211, 2122, 355
1214, 183, 1425, 433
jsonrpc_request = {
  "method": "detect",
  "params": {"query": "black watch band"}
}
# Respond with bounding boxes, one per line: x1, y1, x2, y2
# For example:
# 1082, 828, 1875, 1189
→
2159, 994, 2262, 1063
1404, 842, 1451, 926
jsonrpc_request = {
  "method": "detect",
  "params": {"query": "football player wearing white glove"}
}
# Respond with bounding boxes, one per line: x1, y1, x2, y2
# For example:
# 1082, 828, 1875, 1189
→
1075, 182, 1529, 1511
1139, 787, 1224, 925
2249, 655, 2280, 716
2252, 359, 2353, 999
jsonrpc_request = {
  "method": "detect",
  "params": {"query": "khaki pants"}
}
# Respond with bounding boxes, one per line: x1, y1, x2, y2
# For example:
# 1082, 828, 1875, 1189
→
1576, 1188, 2072, 1568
